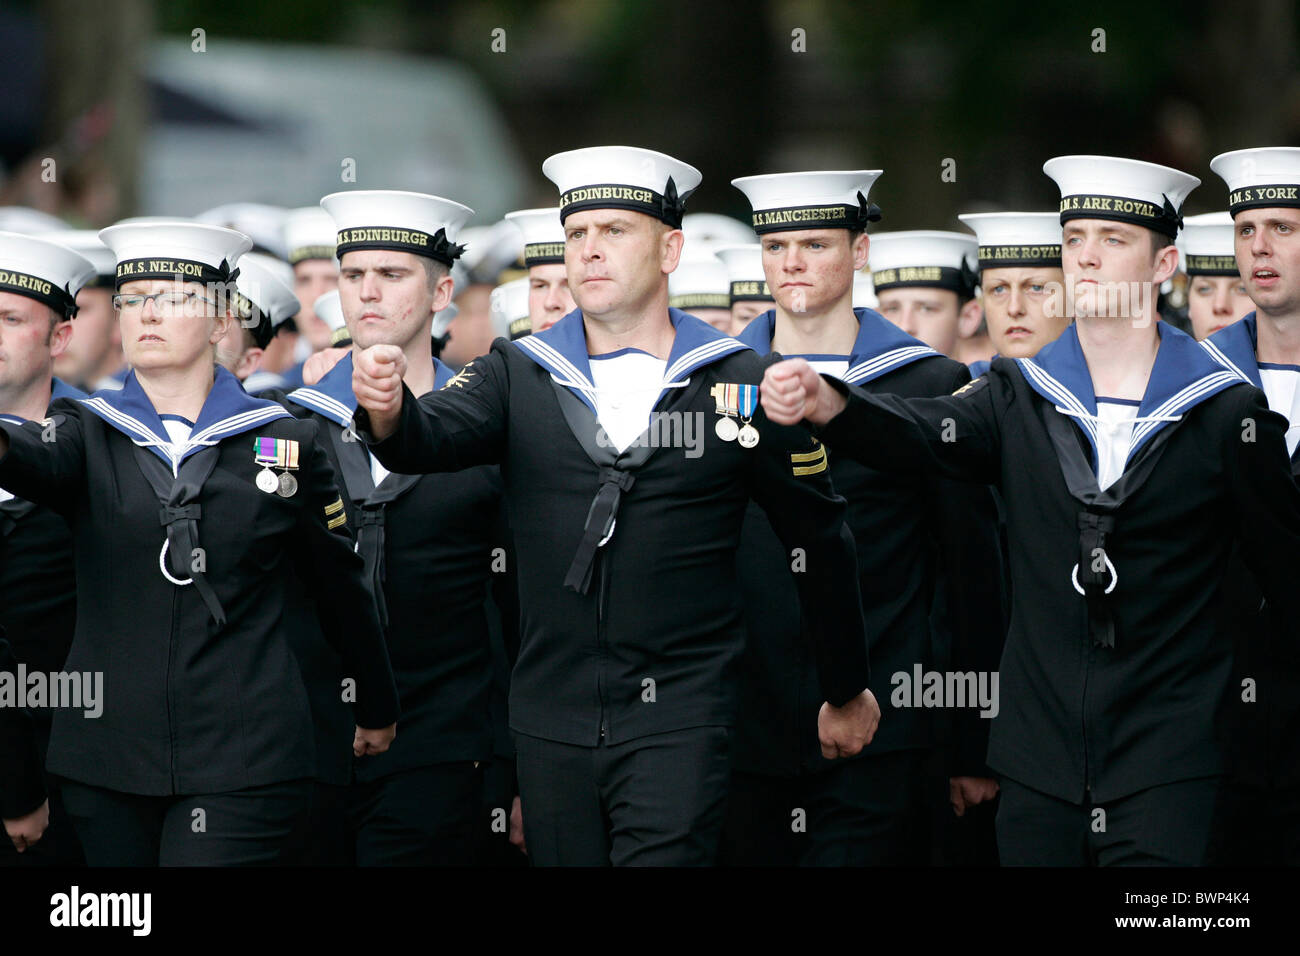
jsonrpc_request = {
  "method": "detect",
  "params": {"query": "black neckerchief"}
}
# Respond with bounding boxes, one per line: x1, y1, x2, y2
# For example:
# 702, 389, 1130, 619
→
1036, 397, 1181, 649
552, 371, 708, 594
131, 444, 225, 626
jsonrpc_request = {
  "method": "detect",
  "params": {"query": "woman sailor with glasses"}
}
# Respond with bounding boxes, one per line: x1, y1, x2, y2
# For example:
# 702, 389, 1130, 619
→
0, 221, 399, 866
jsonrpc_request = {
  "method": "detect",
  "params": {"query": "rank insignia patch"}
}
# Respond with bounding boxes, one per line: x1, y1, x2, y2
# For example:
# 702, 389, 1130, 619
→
790, 440, 828, 477
443, 364, 476, 390
952, 376, 987, 397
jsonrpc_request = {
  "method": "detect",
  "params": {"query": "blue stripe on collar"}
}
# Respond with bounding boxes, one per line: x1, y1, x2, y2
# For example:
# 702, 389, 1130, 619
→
78, 365, 293, 468
0, 414, 24, 425
288, 353, 454, 427
51, 378, 86, 401
1020, 322, 1247, 476
738, 306, 938, 385
515, 308, 750, 415
1202, 312, 1262, 389
287, 352, 357, 428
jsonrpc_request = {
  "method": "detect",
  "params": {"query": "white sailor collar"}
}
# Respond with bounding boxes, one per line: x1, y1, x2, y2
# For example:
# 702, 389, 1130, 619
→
739, 306, 939, 384
513, 306, 751, 415
1017, 322, 1245, 474
1201, 312, 1263, 389
288, 348, 457, 429
285, 352, 455, 429
78, 364, 294, 470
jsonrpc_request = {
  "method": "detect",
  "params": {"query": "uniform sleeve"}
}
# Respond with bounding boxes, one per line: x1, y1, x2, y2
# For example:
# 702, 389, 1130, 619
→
815, 372, 1003, 486
0, 401, 86, 510
0, 635, 45, 820
289, 428, 400, 730
1225, 387, 1300, 625
743, 397, 870, 709
354, 348, 509, 474
926, 366, 1009, 777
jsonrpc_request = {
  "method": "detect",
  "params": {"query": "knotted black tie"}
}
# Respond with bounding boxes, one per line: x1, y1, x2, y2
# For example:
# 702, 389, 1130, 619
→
564, 465, 636, 595
354, 507, 389, 628
1077, 512, 1116, 648
153, 447, 226, 626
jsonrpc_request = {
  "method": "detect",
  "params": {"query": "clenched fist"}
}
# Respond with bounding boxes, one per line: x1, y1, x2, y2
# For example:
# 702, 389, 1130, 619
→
352, 344, 408, 441
760, 358, 847, 426
817, 689, 881, 759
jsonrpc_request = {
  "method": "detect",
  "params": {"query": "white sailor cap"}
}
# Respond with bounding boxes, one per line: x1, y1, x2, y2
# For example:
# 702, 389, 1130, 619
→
682, 213, 756, 247
431, 301, 459, 341
234, 252, 299, 346
853, 272, 878, 309
44, 230, 117, 287
282, 207, 338, 265
490, 277, 532, 341
668, 250, 731, 312
542, 146, 702, 228
0, 207, 66, 235
956, 212, 1063, 270
196, 203, 289, 260
0, 230, 97, 318
98, 220, 251, 291
1042, 155, 1199, 240
868, 230, 978, 296
312, 290, 351, 348
1209, 147, 1300, 217
731, 170, 884, 235
1177, 212, 1238, 277
458, 220, 524, 284
504, 208, 566, 267
713, 244, 772, 303
320, 190, 474, 267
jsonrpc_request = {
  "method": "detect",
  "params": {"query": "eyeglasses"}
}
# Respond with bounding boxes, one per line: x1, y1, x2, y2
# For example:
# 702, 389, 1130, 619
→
112, 291, 218, 316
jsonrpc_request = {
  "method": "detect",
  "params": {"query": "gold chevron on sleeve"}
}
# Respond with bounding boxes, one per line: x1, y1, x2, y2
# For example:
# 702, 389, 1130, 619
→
791, 442, 829, 476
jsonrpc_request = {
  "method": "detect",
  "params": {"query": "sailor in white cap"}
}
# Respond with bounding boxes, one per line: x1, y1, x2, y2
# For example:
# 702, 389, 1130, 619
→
288, 189, 514, 866
216, 252, 300, 386
723, 169, 1005, 865
667, 247, 732, 332
852, 271, 877, 311
0, 231, 96, 866
44, 230, 127, 393
489, 277, 533, 342
1175, 212, 1252, 341
870, 230, 983, 360
0, 219, 399, 866
1203, 146, 1300, 865
351, 145, 877, 866
713, 244, 774, 335
504, 208, 576, 334
283, 206, 340, 346
957, 212, 1070, 377
761, 154, 1300, 866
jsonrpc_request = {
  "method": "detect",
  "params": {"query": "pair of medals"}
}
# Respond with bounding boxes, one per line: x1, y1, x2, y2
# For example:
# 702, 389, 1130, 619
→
710, 383, 760, 448
253, 436, 300, 497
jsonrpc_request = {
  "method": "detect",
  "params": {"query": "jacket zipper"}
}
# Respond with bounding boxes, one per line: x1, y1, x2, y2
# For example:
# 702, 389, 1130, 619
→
597, 551, 609, 741
167, 586, 180, 792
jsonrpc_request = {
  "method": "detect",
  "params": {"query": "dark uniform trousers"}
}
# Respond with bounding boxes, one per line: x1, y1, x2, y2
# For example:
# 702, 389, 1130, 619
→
514, 727, 731, 866
995, 776, 1224, 866
722, 750, 931, 866
349, 763, 485, 866
59, 778, 313, 866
